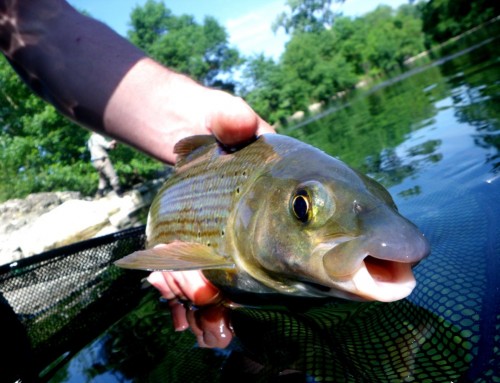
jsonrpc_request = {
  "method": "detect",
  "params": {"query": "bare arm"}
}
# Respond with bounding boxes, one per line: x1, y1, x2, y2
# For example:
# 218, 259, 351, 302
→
0, 0, 273, 164
1, 0, 273, 339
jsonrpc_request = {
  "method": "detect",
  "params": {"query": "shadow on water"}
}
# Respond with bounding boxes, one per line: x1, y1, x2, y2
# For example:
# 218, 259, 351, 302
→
1, 20, 499, 383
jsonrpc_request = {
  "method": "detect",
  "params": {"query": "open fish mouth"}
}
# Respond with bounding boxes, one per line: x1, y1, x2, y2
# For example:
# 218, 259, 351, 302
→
319, 228, 429, 302
351, 255, 416, 302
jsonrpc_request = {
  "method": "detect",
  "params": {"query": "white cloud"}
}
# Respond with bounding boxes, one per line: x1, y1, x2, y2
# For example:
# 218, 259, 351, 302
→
337, 0, 409, 17
224, 0, 410, 60
225, 1, 289, 59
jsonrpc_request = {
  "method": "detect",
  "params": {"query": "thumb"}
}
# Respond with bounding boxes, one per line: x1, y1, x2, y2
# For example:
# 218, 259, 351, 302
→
206, 92, 273, 146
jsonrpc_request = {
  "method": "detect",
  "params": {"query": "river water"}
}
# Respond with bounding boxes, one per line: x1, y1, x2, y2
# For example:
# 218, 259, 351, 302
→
50, 23, 500, 382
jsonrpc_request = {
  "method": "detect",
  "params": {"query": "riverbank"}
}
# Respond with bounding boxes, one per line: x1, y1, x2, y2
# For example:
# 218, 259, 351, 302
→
0, 179, 164, 265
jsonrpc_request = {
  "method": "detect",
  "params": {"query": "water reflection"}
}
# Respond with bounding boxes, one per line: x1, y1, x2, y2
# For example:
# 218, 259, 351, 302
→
281, 25, 499, 186
52, 293, 472, 382
362, 139, 443, 189
438, 33, 500, 174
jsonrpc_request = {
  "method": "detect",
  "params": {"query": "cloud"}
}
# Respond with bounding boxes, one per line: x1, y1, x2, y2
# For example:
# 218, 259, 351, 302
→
224, 0, 409, 59
337, 0, 409, 17
225, 1, 289, 59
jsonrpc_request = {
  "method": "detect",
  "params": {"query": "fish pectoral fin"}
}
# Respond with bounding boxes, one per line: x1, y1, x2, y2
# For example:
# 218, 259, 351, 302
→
114, 241, 235, 271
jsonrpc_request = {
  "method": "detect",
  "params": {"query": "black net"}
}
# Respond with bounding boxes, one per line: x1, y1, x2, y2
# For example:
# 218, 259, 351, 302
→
0, 226, 148, 382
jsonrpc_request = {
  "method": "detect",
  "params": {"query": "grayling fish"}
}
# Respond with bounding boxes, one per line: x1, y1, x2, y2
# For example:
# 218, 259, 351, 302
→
116, 134, 430, 302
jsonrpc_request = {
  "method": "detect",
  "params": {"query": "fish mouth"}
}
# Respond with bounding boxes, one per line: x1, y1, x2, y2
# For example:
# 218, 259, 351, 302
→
350, 255, 416, 302
319, 229, 429, 302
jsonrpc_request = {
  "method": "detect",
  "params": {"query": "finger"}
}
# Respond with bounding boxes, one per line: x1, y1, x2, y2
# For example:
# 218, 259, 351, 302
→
168, 299, 189, 331
147, 271, 187, 301
257, 116, 276, 135
207, 92, 259, 146
186, 305, 233, 349
169, 270, 221, 306
198, 305, 233, 349
186, 307, 202, 337
164, 271, 189, 301
147, 271, 175, 299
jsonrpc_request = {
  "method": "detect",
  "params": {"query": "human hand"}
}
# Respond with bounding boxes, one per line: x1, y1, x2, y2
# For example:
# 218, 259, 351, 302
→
0, 1, 274, 164
139, 69, 273, 342
104, 58, 275, 164
202, 89, 274, 146
148, 270, 234, 348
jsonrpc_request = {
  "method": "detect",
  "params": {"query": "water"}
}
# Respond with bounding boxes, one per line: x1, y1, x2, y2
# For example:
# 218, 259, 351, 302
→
49, 25, 500, 382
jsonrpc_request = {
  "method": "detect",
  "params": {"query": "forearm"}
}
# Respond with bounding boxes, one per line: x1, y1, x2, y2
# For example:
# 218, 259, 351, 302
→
0, 0, 203, 163
103, 57, 218, 164
0, 0, 272, 164
0, 0, 145, 126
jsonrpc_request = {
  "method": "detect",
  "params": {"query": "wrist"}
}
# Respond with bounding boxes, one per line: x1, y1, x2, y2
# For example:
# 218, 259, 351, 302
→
104, 58, 213, 164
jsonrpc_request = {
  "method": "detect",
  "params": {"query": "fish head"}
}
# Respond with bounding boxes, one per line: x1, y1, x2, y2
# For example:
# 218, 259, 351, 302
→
234, 144, 430, 302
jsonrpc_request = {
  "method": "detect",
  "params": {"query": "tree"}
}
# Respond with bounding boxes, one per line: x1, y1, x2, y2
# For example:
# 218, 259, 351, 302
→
241, 55, 288, 124
359, 5, 425, 74
242, 2, 426, 123
128, 0, 240, 90
0, 55, 163, 202
421, 0, 500, 46
0, 56, 94, 200
281, 31, 357, 104
272, 0, 344, 35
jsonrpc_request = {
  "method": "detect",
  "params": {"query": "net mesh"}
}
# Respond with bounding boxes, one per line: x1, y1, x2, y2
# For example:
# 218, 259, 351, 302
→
0, 226, 148, 382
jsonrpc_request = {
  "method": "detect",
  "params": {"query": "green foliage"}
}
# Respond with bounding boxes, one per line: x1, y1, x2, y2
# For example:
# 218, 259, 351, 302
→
421, 0, 500, 46
0, 55, 163, 202
112, 145, 165, 189
272, 0, 344, 35
128, 0, 240, 90
241, 55, 290, 124
0, 56, 94, 201
354, 5, 425, 75
242, 3, 425, 123
245, 0, 500, 124
282, 30, 357, 101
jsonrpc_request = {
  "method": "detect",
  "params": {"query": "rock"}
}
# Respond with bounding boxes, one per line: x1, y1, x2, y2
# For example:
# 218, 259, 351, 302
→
0, 180, 165, 265
308, 102, 323, 113
290, 110, 305, 121
0, 192, 81, 236
19, 199, 115, 256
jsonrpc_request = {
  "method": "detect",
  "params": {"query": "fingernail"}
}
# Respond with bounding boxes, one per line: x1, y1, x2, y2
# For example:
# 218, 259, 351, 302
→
203, 331, 217, 347
173, 316, 188, 332
174, 323, 188, 332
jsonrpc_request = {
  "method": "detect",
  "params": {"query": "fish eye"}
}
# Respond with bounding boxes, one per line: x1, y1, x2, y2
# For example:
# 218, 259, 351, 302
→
291, 190, 311, 223
289, 181, 336, 227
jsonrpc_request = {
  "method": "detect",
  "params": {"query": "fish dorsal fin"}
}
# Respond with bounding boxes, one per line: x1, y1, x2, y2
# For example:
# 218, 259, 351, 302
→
174, 135, 217, 164
114, 241, 235, 271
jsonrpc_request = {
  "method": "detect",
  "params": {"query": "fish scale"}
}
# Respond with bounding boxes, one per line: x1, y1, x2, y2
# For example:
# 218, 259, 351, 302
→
147, 138, 270, 255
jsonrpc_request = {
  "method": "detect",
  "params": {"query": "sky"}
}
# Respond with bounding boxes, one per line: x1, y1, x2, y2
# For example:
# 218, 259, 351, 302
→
68, 0, 410, 59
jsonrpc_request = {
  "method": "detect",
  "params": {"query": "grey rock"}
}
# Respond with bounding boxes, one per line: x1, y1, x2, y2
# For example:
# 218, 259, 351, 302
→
0, 180, 164, 266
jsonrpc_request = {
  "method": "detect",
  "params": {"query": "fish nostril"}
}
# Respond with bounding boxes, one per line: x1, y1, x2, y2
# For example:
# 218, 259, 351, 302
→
353, 201, 364, 214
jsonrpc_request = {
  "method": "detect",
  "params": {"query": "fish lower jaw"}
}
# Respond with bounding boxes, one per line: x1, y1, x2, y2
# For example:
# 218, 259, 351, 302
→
350, 258, 416, 302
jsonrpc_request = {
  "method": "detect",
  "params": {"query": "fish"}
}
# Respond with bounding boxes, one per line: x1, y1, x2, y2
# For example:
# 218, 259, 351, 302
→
115, 134, 430, 302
